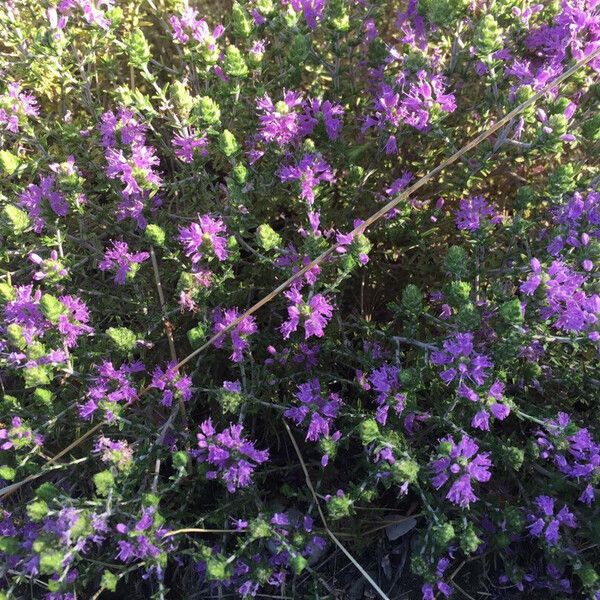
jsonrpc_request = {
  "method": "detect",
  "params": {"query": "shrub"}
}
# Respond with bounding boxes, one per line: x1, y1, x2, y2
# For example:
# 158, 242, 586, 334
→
0, 0, 599, 598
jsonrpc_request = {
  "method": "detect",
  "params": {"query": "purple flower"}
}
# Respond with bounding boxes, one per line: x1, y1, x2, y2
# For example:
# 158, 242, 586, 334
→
279, 153, 335, 205
169, 7, 224, 47
300, 98, 344, 140
57, 295, 94, 347
457, 379, 510, 431
430, 435, 492, 508
193, 418, 269, 493
430, 333, 493, 387
57, 0, 114, 30
0, 82, 39, 134
150, 362, 193, 407
284, 379, 342, 442
547, 191, 599, 268
396, 0, 427, 50
80, 360, 145, 421
535, 412, 600, 480
520, 259, 600, 333
178, 214, 229, 265
525, 0, 600, 73
368, 364, 406, 425
454, 195, 502, 231
99, 107, 146, 148
19, 175, 69, 234
100, 108, 162, 228
400, 71, 456, 131
528, 495, 577, 545
93, 436, 133, 470
172, 130, 208, 163
289, 0, 327, 30
212, 307, 258, 362
29, 250, 68, 282
421, 557, 453, 599
280, 284, 333, 340
0, 416, 43, 452
256, 90, 303, 147
98, 241, 150, 285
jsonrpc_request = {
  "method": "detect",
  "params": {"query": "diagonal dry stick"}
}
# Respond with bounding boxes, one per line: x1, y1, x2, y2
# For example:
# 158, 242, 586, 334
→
1, 46, 598, 500
283, 419, 392, 600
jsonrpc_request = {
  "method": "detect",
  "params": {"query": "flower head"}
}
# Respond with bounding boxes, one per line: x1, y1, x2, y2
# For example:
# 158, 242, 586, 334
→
528, 495, 577, 545
212, 307, 258, 362
430, 435, 492, 507
280, 285, 333, 340
193, 419, 269, 493
98, 241, 149, 285
179, 215, 229, 265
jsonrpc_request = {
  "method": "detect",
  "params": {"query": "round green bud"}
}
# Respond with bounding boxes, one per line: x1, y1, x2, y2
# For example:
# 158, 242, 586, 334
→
145, 224, 166, 247
576, 563, 599, 588
93, 470, 115, 497
27, 500, 49, 522
460, 524, 482, 554
257, 224, 282, 251
172, 451, 188, 469
499, 299, 524, 324
198, 96, 221, 125
106, 327, 138, 354
359, 418, 380, 445
432, 522, 455, 547
219, 129, 240, 157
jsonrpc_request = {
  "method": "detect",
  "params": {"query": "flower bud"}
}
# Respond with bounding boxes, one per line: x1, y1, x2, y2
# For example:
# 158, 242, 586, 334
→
127, 28, 151, 70
219, 129, 240, 157
106, 327, 138, 354
187, 324, 206, 348
499, 299, 524, 324
145, 223, 166, 247
445, 281, 471, 308
256, 224, 282, 251
1, 204, 30, 235
93, 470, 115, 496
232, 3, 252, 37
207, 556, 231, 581
474, 15, 503, 58
402, 284, 423, 315
432, 521, 455, 548
172, 451, 188, 469
359, 418, 380, 445
224, 45, 249, 78
460, 523, 482, 554
27, 499, 49, 521
443, 246, 468, 279
198, 96, 221, 125
0, 150, 20, 175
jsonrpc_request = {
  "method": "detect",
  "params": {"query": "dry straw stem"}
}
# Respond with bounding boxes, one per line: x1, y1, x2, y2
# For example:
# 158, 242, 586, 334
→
1, 46, 599, 501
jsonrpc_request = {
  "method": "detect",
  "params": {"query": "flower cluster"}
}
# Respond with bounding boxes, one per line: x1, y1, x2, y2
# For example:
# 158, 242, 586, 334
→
280, 284, 333, 339
80, 360, 144, 421
193, 419, 269, 493
430, 435, 492, 508
98, 240, 150, 285
150, 362, 193, 408
2, 0, 600, 598
100, 107, 162, 228
284, 378, 342, 443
